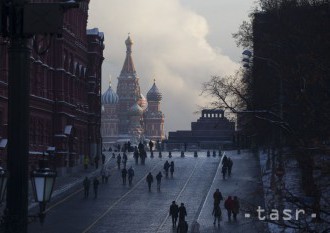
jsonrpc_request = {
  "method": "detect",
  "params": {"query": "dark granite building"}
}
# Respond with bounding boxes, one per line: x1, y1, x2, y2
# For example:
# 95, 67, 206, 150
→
167, 109, 235, 150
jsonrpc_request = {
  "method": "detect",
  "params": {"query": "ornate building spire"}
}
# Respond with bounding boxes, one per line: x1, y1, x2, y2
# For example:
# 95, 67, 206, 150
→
120, 33, 136, 76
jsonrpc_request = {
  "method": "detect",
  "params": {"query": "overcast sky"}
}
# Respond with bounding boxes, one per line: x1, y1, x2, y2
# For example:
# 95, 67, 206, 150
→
88, 0, 256, 134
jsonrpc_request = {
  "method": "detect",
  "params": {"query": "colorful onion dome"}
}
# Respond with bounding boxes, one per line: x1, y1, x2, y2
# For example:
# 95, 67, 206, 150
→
101, 83, 119, 104
147, 80, 162, 102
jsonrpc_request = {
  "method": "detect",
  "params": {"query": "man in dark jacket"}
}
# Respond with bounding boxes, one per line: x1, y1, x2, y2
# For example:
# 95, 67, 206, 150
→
122, 167, 127, 185
149, 140, 154, 152
83, 177, 90, 198
169, 201, 179, 227
93, 177, 99, 199
178, 203, 187, 222
213, 188, 223, 206
156, 171, 163, 191
128, 166, 134, 186
146, 172, 153, 191
164, 161, 170, 178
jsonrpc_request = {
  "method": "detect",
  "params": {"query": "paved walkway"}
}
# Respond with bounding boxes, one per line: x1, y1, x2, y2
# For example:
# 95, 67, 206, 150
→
196, 150, 268, 233
28, 150, 269, 233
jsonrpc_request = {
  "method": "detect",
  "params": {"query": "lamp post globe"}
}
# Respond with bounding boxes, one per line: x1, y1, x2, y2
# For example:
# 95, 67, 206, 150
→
30, 165, 56, 222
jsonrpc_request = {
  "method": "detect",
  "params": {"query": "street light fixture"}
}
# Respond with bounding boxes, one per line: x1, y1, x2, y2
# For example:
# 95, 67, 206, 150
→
30, 161, 57, 223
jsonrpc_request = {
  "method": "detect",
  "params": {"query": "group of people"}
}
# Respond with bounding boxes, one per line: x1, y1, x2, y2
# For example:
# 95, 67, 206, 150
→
83, 176, 100, 199
169, 201, 188, 232
145, 160, 175, 192
212, 188, 240, 224
221, 154, 233, 180
121, 166, 135, 186
83, 153, 107, 170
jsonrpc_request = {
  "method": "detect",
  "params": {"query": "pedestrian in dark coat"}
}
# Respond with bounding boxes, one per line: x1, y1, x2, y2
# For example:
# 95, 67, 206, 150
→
156, 171, 163, 191
170, 161, 175, 178
134, 147, 139, 164
138, 141, 144, 154
227, 157, 233, 176
117, 154, 121, 169
213, 188, 223, 206
122, 153, 128, 168
221, 165, 227, 180
140, 149, 147, 165
122, 168, 127, 185
224, 196, 234, 221
177, 220, 188, 233
232, 196, 240, 220
164, 160, 170, 178
169, 201, 179, 227
212, 204, 222, 225
222, 154, 228, 167
178, 203, 187, 222
149, 140, 154, 152
83, 177, 90, 198
102, 153, 106, 165
100, 166, 107, 184
146, 172, 153, 191
127, 141, 131, 152
93, 177, 99, 199
128, 166, 134, 186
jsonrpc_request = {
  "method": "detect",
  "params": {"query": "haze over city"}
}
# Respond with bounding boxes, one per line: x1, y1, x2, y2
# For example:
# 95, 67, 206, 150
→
88, 0, 255, 133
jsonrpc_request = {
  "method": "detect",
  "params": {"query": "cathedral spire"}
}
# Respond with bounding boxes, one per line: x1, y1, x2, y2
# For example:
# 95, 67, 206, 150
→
120, 33, 136, 76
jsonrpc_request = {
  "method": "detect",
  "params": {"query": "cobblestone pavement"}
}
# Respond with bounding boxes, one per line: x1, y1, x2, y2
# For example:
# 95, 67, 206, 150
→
28, 150, 268, 233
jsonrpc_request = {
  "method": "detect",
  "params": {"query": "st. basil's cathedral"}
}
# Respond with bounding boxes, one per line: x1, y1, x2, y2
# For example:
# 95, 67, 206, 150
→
101, 35, 165, 147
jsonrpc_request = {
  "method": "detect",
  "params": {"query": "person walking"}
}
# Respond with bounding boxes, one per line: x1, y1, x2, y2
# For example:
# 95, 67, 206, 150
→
212, 204, 222, 225
222, 153, 228, 167
93, 177, 99, 199
146, 172, 153, 191
178, 203, 187, 222
101, 153, 106, 165
122, 152, 128, 168
224, 196, 234, 221
227, 157, 233, 176
83, 177, 90, 198
149, 140, 154, 152
122, 167, 128, 185
169, 201, 179, 227
128, 166, 135, 186
100, 165, 107, 184
221, 165, 227, 180
117, 153, 122, 169
170, 161, 175, 178
213, 188, 223, 206
164, 160, 170, 178
140, 149, 147, 165
134, 147, 139, 164
156, 171, 163, 191
232, 196, 240, 220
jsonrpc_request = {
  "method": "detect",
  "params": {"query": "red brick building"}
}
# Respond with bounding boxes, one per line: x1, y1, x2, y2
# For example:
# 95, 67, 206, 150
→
0, 1, 104, 174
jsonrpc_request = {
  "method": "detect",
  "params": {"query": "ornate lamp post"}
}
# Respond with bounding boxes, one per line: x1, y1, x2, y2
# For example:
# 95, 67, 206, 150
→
30, 162, 57, 223
0, 1, 80, 232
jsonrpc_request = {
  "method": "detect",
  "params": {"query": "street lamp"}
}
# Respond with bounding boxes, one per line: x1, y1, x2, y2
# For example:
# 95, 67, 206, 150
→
30, 161, 57, 223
